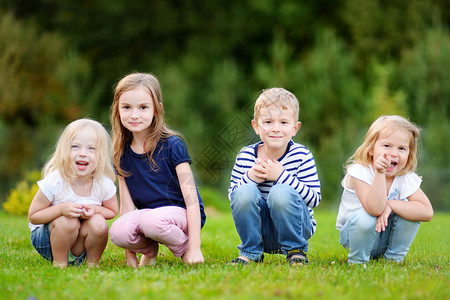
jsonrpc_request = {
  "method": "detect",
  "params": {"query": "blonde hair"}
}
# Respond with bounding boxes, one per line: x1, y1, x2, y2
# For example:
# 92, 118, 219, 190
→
42, 118, 115, 183
110, 72, 181, 177
348, 115, 421, 175
254, 87, 300, 122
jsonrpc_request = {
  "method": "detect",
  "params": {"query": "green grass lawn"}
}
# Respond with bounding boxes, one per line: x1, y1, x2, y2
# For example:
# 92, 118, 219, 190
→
0, 208, 448, 300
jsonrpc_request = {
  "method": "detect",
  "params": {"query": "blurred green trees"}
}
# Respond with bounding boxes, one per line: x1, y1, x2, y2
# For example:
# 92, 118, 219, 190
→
0, 0, 448, 210
0, 11, 100, 196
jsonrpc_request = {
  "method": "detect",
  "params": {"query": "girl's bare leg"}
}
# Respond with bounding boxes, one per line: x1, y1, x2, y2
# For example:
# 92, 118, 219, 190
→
125, 249, 139, 268
74, 214, 109, 266
139, 241, 159, 267
50, 216, 81, 268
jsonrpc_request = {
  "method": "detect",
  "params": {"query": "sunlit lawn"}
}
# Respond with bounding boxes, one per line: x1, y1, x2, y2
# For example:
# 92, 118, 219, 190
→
0, 208, 448, 299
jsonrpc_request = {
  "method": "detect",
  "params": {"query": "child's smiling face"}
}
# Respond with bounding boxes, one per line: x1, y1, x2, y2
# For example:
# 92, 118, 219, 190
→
70, 127, 98, 179
118, 87, 155, 138
252, 104, 301, 156
370, 128, 411, 178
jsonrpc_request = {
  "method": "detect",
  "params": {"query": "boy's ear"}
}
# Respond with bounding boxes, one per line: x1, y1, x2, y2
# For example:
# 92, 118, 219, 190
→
293, 121, 302, 136
251, 119, 259, 135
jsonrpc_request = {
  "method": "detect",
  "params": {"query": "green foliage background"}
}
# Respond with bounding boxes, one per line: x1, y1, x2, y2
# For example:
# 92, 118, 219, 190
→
0, 0, 449, 210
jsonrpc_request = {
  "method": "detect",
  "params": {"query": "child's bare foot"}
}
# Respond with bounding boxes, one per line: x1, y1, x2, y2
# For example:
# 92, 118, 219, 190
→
125, 250, 139, 268
87, 262, 99, 268
53, 261, 68, 269
139, 254, 157, 267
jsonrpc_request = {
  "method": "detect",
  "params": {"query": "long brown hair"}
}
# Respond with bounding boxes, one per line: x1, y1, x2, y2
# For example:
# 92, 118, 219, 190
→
110, 73, 181, 177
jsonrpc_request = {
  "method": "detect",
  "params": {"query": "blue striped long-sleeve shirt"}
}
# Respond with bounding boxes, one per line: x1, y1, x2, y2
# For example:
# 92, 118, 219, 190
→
228, 140, 321, 234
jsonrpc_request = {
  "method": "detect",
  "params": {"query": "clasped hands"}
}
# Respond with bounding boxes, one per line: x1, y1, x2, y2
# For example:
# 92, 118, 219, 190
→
60, 202, 96, 219
248, 158, 284, 183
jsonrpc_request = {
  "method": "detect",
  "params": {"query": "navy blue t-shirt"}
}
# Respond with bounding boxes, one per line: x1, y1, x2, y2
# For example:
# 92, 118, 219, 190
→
121, 135, 206, 227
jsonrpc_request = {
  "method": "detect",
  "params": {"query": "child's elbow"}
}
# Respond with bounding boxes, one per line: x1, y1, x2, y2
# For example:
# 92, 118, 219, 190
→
422, 208, 434, 222
366, 206, 384, 217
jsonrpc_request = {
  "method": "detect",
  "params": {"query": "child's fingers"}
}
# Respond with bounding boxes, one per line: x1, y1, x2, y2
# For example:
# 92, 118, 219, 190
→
375, 218, 382, 233
258, 159, 268, 168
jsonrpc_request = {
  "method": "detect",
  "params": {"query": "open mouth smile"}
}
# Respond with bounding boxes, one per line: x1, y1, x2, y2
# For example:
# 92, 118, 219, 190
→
76, 161, 89, 170
387, 161, 398, 171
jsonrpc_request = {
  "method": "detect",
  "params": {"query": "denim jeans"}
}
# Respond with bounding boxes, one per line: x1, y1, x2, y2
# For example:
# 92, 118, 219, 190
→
339, 208, 420, 264
30, 223, 86, 265
230, 184, 312, 261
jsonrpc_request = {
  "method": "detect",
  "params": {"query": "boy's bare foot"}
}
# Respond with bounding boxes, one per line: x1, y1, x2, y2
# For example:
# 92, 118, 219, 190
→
139, 254, 157, 267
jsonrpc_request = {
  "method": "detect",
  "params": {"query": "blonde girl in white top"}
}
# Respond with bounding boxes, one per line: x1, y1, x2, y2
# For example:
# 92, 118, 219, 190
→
28, 119, 118, 268
336, 115, 433, 264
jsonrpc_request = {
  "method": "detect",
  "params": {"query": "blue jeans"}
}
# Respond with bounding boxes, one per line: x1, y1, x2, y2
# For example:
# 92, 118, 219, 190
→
339, 208, 420, 264
31, 224, 86, 265
230, 184, 312, 261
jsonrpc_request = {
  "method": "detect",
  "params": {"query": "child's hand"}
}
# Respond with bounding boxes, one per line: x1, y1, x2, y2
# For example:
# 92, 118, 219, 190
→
80, 205, 95, 219
60, 202, 85, 218
181, 247, 204, 264
256, 158, 285, 182
375, 204, 392, 233
374, 153, 390, 174
248, 163, 267, 183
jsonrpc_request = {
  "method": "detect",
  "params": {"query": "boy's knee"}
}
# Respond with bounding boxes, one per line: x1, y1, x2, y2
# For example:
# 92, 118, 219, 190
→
230, 184, 260, 211
267, 184, 298, 212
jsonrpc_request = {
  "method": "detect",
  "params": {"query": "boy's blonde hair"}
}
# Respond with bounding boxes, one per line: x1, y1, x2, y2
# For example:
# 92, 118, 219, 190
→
110, 72, 180, 177
348, 115, 421, 175
42, 118, 115, 183
254, 88, 299, 122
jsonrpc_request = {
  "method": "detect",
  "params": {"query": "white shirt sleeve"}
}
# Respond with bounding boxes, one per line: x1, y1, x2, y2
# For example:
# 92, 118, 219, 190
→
400, 172, 422, 200
37, 171, 64, 203
346, 164, 373, 186
99, 176, 117, 201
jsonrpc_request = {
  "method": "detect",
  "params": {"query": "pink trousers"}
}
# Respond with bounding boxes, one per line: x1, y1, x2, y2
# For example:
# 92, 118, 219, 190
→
109, 206, 188, 257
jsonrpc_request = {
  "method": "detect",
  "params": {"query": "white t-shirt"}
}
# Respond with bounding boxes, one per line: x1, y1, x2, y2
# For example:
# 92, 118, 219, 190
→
29, 170, 117, 231
335, 164, 422, 230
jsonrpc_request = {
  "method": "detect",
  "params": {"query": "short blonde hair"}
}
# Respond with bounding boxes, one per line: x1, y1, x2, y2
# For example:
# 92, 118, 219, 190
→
254, 88, 299, 122
349, 115, 421, 175
43, 118, 115, 183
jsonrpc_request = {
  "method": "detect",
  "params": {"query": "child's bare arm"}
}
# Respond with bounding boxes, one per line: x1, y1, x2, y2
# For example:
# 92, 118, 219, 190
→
28, 189, 84, 224
351, 154, 391, 216
387, 188, 433, 222
81, 195, 118, 220
176, 162, 204, 264
350, 173, 387, 217
117, 176, 135, 216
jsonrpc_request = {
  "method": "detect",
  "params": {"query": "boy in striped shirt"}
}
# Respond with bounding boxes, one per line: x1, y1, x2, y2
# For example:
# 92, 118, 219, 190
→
228, 88, 321, 266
